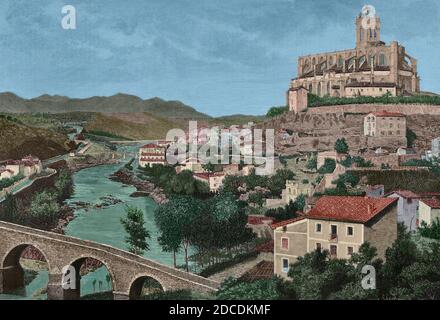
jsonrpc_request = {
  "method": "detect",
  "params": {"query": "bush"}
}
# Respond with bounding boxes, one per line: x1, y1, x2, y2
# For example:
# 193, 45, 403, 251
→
216, 277, 286, 300
334, 138, 349, 154
266, 106, 288, 117
308, 94, 440, 108
0, 174, 24, 191
419, 219, 440, 240
318, 158, 336, 174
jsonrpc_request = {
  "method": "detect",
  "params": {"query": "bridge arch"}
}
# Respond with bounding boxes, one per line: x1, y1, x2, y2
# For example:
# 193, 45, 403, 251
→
1, 243, 50, 295
64, 255, 116, 299
128, 273, 166, 300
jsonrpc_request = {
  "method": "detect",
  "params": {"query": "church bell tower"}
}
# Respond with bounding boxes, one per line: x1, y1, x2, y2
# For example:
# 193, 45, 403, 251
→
356, 6, 381, 49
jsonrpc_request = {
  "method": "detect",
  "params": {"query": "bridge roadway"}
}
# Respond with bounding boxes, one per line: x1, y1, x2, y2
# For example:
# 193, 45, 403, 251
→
0, 221, 219, 299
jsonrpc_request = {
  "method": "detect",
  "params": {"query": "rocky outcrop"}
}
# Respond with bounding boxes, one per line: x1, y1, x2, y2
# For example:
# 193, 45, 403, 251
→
109, 169, 168, 204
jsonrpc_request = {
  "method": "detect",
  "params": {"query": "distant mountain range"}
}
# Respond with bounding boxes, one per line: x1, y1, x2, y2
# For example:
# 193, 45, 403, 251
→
0, 92, 210, 119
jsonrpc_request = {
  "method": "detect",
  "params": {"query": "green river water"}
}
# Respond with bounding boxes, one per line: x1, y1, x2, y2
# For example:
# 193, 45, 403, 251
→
0, 148, 186, 299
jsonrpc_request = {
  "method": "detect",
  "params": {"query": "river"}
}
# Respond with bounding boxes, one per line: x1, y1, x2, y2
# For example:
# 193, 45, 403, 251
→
0, 145, 187, 300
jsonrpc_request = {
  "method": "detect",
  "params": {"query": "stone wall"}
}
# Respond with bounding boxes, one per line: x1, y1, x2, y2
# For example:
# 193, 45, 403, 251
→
306, 104, 440, 115
262, 105, 440, 155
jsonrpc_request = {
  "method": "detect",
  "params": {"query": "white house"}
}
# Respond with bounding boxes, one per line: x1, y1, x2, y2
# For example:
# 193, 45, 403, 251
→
138, 143, 166, 168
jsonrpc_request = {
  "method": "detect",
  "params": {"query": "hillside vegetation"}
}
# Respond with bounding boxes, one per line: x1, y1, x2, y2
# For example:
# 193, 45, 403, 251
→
84, 113, 182, 140
0, 117, 71, 160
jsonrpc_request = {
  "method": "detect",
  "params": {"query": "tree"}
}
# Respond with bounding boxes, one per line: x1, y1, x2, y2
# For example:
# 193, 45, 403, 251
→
266, 106, 288, 118
216, 277, 286, 300
154, 204, 184, 268
120, 205, 151, 255
306, 155, 317, 171
318, 158, 336, 174
29, 191, 60, 226
154, 196, 204, 271
268, 169, 295, 196
167, 170, 210, 196
334, 138, 349, 154
55, 169, 74, 201
406, 128, 417, 148
202, 163, 215, 173
1, 193, 18, 223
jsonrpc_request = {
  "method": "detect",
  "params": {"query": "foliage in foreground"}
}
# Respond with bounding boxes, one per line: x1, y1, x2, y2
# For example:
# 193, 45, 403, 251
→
120, 205, 151, 255
218, 225, 440, 300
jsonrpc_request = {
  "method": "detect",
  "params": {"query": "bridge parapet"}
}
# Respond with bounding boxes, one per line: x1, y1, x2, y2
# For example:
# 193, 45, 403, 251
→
0, 221, 219, 299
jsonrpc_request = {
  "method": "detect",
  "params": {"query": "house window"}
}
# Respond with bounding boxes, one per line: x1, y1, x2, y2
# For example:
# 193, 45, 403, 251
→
347, 226, 354, 236
330, 245, 337, 257
316, 223, 322, 233
281, 238, 289, 250
316, 243, 322, 251
347, 247, 354, 256
282, 258, 289, 273
331, 225, 338, 237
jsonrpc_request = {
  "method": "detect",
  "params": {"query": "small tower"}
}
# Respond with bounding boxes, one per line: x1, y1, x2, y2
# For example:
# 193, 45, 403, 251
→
287, 86, 308, 114
356, 6, 381, 49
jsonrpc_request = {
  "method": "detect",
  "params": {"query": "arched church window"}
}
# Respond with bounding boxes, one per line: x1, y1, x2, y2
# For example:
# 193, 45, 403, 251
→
309, 83, 313, 93
379, 54, 387, 66
327, 82, 330, 95
317, 83, 321, 96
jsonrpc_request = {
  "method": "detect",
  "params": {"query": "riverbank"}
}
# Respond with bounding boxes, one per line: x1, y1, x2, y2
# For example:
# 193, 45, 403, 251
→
68, 158, 120, 173
109, 168, 168, 204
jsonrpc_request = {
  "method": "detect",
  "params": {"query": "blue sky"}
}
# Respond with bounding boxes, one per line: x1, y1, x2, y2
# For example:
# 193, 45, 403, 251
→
0, 0, 438, 116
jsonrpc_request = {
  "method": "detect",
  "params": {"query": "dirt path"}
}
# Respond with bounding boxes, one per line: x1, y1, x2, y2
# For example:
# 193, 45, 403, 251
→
208, 256, 265, 283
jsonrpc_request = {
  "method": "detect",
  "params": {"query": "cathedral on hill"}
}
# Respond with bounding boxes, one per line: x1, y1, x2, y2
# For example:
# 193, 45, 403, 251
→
288, 6, 420, 105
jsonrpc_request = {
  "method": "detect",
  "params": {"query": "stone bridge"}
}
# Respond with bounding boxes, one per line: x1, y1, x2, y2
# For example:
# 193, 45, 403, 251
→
0, 222, 219, 299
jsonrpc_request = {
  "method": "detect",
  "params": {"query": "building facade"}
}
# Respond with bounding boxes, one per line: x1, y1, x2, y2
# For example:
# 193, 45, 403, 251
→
273, 196, 398, 278
418, 198, 440, 227
288, 8, 420, 103
138, 143, 166, 167
364, 111, 406, 138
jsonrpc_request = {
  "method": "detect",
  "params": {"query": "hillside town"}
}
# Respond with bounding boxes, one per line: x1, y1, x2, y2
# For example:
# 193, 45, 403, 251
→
2, 3, 440, 304
118, 6, 440, 293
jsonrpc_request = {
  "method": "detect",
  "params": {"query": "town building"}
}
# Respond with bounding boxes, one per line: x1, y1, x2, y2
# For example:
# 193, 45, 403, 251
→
193, 172, 226, 192
273, 196, 398, 278
4, 156, 42, 178
366, 185, 385, 198
282, 180, 312, 203
138, 143, 166, 167
418, 198, 440, 227
432, 137, 440, 158
175, 157, 205, 174
288, 7, 420, 106
0, 167, 15, 180
364, 111, 406, 138
387, 191, 440, 231
287, 86, 309, 114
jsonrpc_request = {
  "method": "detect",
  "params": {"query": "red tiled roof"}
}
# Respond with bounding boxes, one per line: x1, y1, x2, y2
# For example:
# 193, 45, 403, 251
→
239, 261, 274, 282
387, 190, 420, 199
307, 196, 398, 223
418, 192, 440, 198
247, 216, 274, 226
371, 111, 405, 117
420, 198, 440, 209
141, 143, 162, 149
271, 216, 306, 229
